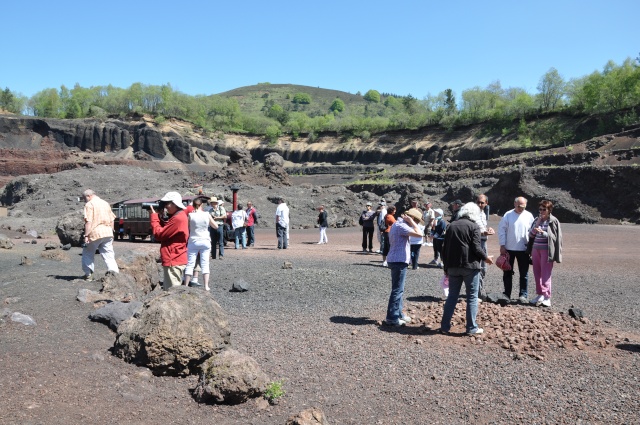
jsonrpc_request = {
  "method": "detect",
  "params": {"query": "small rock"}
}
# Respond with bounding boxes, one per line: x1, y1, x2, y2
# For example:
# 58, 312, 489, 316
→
231, 279, 250, 292
20, 257, 32, 266
44, 242, 59, 250
11, 312, 36, 326
4, 297, 20, 305
282, 261, 293, 269
569, 307, 585, 319
61, 243, 71, 250
31, 240, 37, 245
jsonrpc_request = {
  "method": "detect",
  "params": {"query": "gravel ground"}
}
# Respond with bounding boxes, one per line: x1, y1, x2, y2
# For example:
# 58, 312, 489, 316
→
0, 222, 639, 424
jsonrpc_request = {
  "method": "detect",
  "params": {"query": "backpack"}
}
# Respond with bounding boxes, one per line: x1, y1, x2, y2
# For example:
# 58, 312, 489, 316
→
379, 214, 388, 232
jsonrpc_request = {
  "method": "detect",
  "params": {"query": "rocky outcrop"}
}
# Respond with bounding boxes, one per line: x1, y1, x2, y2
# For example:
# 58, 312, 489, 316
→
193, 349, 269, 404
286, 407, 331, 425
166, 137, 193, 163
113, 286, 231, 376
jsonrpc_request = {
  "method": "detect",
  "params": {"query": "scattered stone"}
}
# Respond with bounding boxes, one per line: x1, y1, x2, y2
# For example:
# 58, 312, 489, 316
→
11, 312, 36, 326
26, 230, 38, 238
31, 240, 37, 244
113, 286, 231, 376
0, 234, 15, 250
77, 288, 104, 303
485, 292, 510, 306
569, 308, 585, 319
55, 212, 85, 247
40, 249, 69, 262
286, 407, 330, 425
193, 349, 270, 404
61, 243, 71, 250
44, 242, 59, 250
231, 279, 250, 292
282, 261, 293, 269
20, 256, 32, 266
4, 297, 20, 305
255, 397, 270, 410
89, 301, 143, 331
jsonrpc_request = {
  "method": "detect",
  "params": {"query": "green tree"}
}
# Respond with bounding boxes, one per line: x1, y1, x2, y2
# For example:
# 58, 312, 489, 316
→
30, 88, 62, 117
364, 89, 380, 103
330, 98, 345, 113
266, 103, 289, 125
537, 67, 566, 111
443, 89, 457, 115
0, 88, 20, 113
292, 93, 311, 104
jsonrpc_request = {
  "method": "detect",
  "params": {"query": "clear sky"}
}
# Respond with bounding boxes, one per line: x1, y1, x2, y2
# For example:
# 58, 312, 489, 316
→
2, 0, 638, 100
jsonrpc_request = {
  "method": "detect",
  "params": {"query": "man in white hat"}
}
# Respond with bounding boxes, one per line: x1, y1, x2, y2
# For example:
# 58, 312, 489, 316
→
150, 192, 189, 290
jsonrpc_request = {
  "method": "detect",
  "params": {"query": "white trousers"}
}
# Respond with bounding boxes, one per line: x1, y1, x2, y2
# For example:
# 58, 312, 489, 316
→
319, 227, 328, 243
82, 236, 119, 276
185, 239, 211, 276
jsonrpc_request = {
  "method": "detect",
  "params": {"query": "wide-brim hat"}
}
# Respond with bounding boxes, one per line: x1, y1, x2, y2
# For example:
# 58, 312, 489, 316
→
434, 208, 444, 217
405, 208, 424, 225
160, 191, 185, 209
209, 196, 218, 203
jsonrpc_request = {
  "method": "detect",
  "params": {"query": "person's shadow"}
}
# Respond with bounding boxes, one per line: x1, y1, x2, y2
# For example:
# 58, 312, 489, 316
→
330, 316, 378, 326
407, 295, 443, 303
616, 343, 640, 353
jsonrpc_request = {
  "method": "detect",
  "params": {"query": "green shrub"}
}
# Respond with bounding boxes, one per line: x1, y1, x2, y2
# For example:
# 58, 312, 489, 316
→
265, 125, 281, 145
264, 380, 285, 404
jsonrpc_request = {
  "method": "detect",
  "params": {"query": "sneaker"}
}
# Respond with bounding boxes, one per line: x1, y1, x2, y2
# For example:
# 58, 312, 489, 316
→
400, 314, 412, 324
383, 318, 406, 327
541, 297, 551, 307
437, 262, 444, 269
467, 328, 484, 335
188, 281, 203, 288
83, 273, 93, 281
530, 294, 544, 305
518, 296, 528, 304
429, 259, 438, 265
369, 249, 373, 253
426, 242, 433, 247
362, 248, 367, 252
443, 288, 449, 298
382, 261, 388, 267
317, 242, 323, 244
437, 328, 450, 335
105, 270, 118, 277
477, 298, 483, 304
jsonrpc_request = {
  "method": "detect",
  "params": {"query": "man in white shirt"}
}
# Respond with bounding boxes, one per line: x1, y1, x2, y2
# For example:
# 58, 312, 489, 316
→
275, 197, 290, 249
498, 196, 534, 303
376, 199, 387, 253
422, 201, 435, 246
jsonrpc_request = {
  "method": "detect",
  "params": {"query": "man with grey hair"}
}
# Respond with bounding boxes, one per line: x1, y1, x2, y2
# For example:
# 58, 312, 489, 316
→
81, 189, 119, 280
275, 197, 289, 249
440, 202, 494, 335
498, 196, 535, 303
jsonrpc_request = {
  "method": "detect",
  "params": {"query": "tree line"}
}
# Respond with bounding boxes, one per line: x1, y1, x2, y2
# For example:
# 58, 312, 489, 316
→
1, 57, 639, 144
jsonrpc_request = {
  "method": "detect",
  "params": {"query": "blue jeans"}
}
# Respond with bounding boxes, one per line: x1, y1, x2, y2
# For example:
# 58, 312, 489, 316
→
234, 227, 246, 249
276, 223, 288, 249
440, 267, 481, 333
386, 262, 408, 321
479, 238, 487, 296
503, 250, 529, 298
210, 224, 224, 258
246, 225, 255, 246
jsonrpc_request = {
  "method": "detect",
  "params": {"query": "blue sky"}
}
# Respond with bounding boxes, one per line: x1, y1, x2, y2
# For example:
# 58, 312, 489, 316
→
2, 0, 638, 100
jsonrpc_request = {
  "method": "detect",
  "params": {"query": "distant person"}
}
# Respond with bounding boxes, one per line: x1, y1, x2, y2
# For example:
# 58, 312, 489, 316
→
375, 199, 387, 253
422, 201, 435, 246
381, 205, 396, 267
317, 205, 328, 244
430, 209, 447, 268
81, 189, 119, 281
528, 200, 563, 307
359, 202, 376, 252
384, 208, 424, 326
231, 203, 248, 249
150, 192, 189, 290
275, 197, 289, 249
475, 194, 495, 299
498, 196, 535, 302
245, 201, 259, 247
209, 197, 226, 260
449, 199, 463, 222
440, 202, 494, 336
183, 198, 218, 291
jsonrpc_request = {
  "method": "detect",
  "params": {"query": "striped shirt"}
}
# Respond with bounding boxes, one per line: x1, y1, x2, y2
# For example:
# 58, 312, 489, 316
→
530, 220, 549, 250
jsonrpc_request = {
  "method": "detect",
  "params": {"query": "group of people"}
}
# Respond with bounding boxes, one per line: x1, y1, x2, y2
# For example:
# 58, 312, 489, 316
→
380, 195, 563, 337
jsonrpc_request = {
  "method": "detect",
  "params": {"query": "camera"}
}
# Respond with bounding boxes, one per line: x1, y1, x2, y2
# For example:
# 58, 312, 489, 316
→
142, 202, 159, 211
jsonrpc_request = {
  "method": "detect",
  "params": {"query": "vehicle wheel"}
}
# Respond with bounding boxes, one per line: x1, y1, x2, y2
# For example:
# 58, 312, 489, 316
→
119, 233, 124, 240
129, 233, 135, 242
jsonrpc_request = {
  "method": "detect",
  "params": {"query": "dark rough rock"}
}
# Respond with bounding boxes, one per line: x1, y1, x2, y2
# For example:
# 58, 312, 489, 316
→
193, 349, 269, 405
100, 253, 160, 301
20, 256, 32, 266
133, 126, 167, 159
229, 147, 252, 165
55, 212, 85, 247
0, 234, 14, 249
166, 137, 194, 164
286, 407, 331, 425
113, 286, 231, 376
231, 280, 250, 292
486, 292, 511, 306
44, 242, 59, 250
569, 308, 585, 319
263, 152, 290, 185
89, 301, 143, 331
77, 288, 104, 303
282, 261, 293, 270
61, 243, 71, 250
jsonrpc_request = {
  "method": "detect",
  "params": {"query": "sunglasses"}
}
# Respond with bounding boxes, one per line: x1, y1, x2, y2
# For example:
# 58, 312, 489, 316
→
539, 208, 547, 211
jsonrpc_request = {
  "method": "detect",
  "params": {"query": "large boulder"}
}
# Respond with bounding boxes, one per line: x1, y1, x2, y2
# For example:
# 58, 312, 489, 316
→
100, 253, 160, 300
229, 147, 252, 165
193, 349, 269, 405
89, 301, 143, 330
0, 234, 14, 250
167, 137, 194, 164
55, 211, 85, 246
113, 286, 231, 376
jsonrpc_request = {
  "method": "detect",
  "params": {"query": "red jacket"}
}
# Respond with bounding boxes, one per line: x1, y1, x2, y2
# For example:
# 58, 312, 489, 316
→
246, 207, 257, 226
151, 210, 189, 266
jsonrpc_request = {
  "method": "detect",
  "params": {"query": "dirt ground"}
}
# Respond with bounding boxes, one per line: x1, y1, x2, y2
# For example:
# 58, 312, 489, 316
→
1, 222, 639, 424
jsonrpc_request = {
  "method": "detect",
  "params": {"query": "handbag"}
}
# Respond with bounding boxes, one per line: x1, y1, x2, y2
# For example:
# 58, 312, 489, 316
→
495, 251, 512, 271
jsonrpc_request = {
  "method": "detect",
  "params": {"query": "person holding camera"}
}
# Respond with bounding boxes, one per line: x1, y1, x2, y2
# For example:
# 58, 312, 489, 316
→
150, 192, 189, 290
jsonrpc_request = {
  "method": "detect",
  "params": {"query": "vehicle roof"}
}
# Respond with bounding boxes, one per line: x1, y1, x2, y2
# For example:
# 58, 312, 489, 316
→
123, 197, 160, 204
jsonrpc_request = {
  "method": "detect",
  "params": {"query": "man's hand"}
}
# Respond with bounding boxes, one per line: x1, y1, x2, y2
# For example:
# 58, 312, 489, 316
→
485, 255, 494, 265
149, 205, 156, 214
486, 227, 495, 236
499, 245, 507, 255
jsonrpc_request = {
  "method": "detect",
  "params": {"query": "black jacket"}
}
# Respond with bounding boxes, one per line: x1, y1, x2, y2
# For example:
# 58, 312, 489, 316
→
442, 217, 487, 272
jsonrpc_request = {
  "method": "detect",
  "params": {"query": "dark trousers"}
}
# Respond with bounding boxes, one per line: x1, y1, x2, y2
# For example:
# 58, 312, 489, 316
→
503, 249, 529, 298
410, 244, 422, 269
246, 225, 255, 246
433, 238, 444, 261
362, 227, 374, 250
210, 225, 224, 258
382, 232, 391, 257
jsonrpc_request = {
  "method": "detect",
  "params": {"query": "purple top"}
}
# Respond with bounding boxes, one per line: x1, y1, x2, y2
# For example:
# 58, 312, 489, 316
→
386, 218, 413, 264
